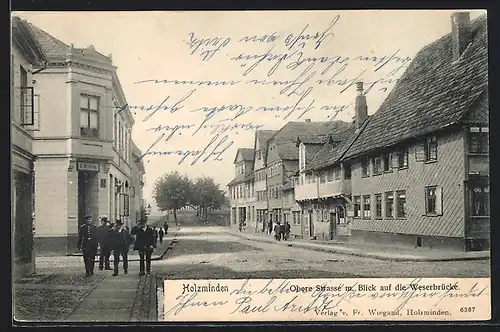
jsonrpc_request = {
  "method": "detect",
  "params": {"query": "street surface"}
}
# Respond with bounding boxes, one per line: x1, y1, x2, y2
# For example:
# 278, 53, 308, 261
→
14, 226, 490, 323
156, 227, 490, 280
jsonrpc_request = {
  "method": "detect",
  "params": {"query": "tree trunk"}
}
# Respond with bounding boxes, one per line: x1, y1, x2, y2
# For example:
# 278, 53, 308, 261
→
196, 206, 200, 218
173, 209, 178, 226
203, 205, 208, 222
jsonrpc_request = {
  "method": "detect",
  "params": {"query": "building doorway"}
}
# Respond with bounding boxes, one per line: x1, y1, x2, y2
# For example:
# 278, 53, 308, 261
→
308, 210, 314, 238
78, 171, 97, 227
329, 212, 337, 240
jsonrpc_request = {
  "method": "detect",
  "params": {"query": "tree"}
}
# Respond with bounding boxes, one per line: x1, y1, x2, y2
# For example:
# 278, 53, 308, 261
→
188, 176, 226, 223
153, 171, 192, 225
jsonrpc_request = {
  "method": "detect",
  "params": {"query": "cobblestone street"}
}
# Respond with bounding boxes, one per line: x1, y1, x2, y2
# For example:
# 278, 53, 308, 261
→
14, 227, 490, 323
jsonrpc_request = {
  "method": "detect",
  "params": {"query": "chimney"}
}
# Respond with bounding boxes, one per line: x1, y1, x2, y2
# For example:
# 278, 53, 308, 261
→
305, 119, 311, 122
354, 82, 368, 130
451, 12, 472, 61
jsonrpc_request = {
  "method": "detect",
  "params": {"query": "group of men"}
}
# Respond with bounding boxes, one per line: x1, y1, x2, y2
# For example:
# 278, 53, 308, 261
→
77, 215, 162, 277
269, 221, 291, 241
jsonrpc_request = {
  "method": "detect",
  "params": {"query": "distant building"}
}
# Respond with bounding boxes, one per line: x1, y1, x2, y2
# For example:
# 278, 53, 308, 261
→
11, 16, 47, 279
227, 148, 254, 229
27, 22, 139, 255
130, 142, 146, 224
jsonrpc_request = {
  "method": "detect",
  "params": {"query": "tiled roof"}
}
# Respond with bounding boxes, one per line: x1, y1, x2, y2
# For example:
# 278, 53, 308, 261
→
11, 17, 47, 66
297, 134, 329, 145
271, 121, 349, 161
28, 23, 70, 59
305, 121, 368, 172
256, 130, 276, 161
28, 21, 112, 63
233, 148, 254, 164
343, 15, 488, 160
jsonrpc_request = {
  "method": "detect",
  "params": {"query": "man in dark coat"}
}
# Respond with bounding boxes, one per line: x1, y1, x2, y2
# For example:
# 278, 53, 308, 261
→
131, 218, 156, 276
96, 217, 112, 270
284, 221, 291, 241
164, 222, 169, 235
109, 220, 133, 276
77, 215, 99, 277
158, 227, 164, 244
274, 222, 281, 241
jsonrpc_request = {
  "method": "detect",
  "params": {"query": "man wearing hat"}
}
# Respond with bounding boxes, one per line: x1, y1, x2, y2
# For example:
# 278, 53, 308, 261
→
77, 215, 99, 277
131, 217, 156, 276
96, 217, 113, 271
109, 219, 133, 276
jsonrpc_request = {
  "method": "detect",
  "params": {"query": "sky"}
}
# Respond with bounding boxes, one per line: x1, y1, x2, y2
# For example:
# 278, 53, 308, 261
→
13, 10, 486, 214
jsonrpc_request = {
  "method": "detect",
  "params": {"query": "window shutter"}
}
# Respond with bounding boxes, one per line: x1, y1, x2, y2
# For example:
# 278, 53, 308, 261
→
436, 187, 443, 215
421, 186, 427, 215
391, 152, 399, 168
415, 141, 425, 162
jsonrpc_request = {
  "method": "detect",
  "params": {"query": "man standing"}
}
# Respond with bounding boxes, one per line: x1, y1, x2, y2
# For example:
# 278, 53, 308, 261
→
131, 218, 156, 276
164, 222, 169, 235
96, 217, 112, 270
284, 221, 291, 241
77, 215, 98, 277
110, 220, 133, 276
158, 227, 164, 244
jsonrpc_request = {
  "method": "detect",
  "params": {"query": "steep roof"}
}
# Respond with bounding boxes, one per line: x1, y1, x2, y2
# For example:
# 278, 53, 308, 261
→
270, 121, 348, 161
343, 15, 488, 160
305, 121, 368, 172
28, 21, 112, 64
256, 130, 276, 161
11, 17, 47, 66
28, 22, 70, 59
233, 148, 254, 164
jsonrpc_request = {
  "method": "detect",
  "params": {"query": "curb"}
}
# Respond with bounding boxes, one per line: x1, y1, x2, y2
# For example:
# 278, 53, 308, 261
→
226, 231, 490, 262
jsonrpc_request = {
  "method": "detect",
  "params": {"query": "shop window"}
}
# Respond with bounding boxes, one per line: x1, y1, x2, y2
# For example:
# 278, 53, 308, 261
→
396, 190, 406, 218
362, 195, 371, 218
353, 196, 361, 218
385, 192, 394, 218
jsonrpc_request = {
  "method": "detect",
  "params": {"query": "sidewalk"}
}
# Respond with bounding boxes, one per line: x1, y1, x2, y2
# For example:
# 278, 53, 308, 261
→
225, 229, 490, 262
15, 233, 177, 322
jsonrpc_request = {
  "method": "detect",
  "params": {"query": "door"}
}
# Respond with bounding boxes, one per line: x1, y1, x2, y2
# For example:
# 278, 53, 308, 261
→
78, 172, 88, 228
329, 212, 337, 239
308, 211, 314, 238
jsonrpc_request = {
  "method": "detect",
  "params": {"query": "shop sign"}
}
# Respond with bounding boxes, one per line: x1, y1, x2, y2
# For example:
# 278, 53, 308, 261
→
77, 162, 100, 172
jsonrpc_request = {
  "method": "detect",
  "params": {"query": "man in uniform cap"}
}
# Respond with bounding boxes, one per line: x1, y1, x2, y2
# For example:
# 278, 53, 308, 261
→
110, 219, 133, 276
77, 215, 98, 277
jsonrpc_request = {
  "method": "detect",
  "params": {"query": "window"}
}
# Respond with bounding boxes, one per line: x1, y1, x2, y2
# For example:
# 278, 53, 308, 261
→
320, 171, 326, 184
425, 136, 438, 161
425, 186, 443, 216
344, 164, 351, 179
469, 127, 489, 154
80, 95, 99, 137
375, 194, 382, 219
353, 196, 361, 218
361, 158, 370, 177
373, 156, 383, 175
396, 191, 406, 218
385, 192, 394, 218
471, 185, 489, 216
397, 148, 408, 168
362, 195, 371, 218
334, 168, 341, 180
383, 153, 392, 172
327, 169, 334, 182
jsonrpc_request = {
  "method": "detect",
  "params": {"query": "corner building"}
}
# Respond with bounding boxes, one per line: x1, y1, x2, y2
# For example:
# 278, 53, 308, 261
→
29, 24, 136, 255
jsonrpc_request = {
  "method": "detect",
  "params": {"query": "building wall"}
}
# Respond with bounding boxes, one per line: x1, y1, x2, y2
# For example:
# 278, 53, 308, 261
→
350, 130, 466, 240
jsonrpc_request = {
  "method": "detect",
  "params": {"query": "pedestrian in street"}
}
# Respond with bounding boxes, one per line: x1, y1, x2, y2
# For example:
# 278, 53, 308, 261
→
96, 217, 112, 271
274, 222, 281, 241
159, 227, 164, 244
77, 215, 99, 277
268, 221, 273, 236
154, 227, 159, 246
110, 220, 133, 276
164, 222, 169, 235
284, 221, 291, 241
131, 218, 156, 276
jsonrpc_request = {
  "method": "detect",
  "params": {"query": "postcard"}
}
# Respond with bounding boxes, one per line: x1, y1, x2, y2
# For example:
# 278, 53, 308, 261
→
11, 9, 490, 323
